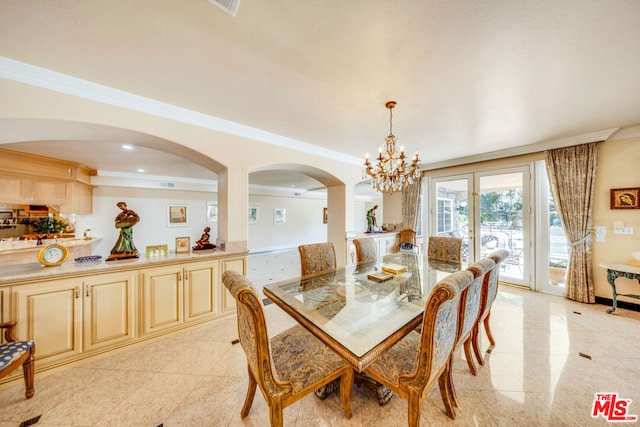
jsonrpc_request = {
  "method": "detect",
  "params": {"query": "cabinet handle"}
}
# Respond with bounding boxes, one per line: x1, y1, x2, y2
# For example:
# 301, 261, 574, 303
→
75, 287, 79, 299
86, 286, 90, 297
185, 271, 189, 281
178, 272, 182, 282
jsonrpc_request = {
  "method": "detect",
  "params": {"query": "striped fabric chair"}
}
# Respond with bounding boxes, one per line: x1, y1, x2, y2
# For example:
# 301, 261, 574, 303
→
0, 321, 35, 399
472, 249, 509, 366
353, 237, 378, 263
428, 236, 463, 262
363, 269, 474, 426
446, 258, 495, 408
222, 270, 353, 427
298, 242, 337, 277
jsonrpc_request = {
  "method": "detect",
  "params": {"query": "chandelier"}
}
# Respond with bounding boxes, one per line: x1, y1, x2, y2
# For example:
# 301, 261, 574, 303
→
363, 101, 421, 193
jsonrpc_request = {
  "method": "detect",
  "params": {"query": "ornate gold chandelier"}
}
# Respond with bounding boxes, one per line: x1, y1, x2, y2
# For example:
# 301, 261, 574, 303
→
363, 101, 421, 193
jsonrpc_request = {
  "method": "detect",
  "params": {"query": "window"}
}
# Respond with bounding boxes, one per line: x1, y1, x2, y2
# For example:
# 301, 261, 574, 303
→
437, 198, 453, 233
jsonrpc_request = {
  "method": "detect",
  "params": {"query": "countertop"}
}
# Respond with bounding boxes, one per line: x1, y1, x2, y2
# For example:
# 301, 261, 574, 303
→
0, 248, 248, 285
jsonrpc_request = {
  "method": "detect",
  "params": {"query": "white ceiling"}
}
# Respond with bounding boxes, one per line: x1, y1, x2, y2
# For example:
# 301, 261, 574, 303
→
1, 1, 640, 193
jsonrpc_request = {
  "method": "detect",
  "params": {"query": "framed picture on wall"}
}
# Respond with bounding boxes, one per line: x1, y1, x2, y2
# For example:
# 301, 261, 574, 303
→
610, 188, 640, 209
206, 201, 218, 223
248, 207, 259, 224
274, 208, 286, 224
167, 204, 188, 227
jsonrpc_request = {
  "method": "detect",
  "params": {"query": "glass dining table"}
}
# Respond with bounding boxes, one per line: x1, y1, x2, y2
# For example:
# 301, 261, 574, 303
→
263, 252, 464, 374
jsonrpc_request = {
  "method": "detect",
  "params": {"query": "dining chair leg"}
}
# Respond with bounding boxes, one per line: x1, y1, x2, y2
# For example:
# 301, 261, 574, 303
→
445, 356, 459, 408
407, 392, 422, 427
269, 399, 284, 427
438, 369, 457, 420
339, 368, 354, 419
241, 366, 257, 418
463, 338, 477, 375
484, 311, 496, 348
23, 350, 35, 399
471, 324, 486, 366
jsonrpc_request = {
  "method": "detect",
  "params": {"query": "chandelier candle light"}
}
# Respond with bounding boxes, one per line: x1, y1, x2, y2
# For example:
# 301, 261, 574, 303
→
364, 101, 421, 193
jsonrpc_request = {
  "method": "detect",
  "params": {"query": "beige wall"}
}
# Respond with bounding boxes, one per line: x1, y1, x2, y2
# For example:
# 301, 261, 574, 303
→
593, 136, 640, 303
0, 78, 365, 261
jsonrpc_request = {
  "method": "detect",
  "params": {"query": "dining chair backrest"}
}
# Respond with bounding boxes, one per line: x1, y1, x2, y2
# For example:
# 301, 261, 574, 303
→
298, 242, 337, 276
480, 249, 509, 321
428, 236, 462, 262
460, 258, 496, 345
399, 228, 416, 246
353, 237, 378, 263
417, 269, 474, 387
0, 322, 35, 399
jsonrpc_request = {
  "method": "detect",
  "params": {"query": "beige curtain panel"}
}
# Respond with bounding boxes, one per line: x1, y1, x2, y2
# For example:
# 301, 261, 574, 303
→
545, 142, 600, 303
402, 177, 422, 230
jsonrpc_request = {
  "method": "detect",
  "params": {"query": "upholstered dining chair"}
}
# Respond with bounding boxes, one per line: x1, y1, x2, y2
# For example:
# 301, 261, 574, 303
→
446, 258, 495, 408
399, 228, 418, 253
0, 321, 35, 399
472, 249, 509, 366
353, 237, 378, 263
428, 236, 463, 262
298, 242, 337, 276
222, 270, 353, 427
363, 269, 474, 426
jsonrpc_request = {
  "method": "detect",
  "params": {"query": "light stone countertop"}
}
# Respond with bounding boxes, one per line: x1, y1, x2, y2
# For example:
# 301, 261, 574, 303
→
0, 248, 248, 285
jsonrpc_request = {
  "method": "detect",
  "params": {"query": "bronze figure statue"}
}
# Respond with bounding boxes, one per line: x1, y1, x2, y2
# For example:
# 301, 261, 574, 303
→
193, 226, 216, 250
106, 201, 140, 261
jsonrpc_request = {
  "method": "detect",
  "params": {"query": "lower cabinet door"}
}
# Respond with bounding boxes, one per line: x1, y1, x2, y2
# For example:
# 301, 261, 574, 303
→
184, 260, 218, 322
14, 278, 83, 364
221, 257, 246, 312
83, 271, 137, 352
141, 265, 184, 335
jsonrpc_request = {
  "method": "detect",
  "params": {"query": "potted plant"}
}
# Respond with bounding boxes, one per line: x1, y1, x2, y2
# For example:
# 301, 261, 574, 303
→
27, 217, 68, 235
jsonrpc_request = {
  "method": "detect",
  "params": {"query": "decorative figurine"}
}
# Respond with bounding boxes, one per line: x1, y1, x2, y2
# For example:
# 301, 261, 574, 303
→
366, 204, 379, 233
106, 201, 140, 261
193, 226, 216, 250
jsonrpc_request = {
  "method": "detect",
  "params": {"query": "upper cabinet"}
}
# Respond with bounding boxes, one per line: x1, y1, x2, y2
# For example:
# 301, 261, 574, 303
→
0, 148, 95, 212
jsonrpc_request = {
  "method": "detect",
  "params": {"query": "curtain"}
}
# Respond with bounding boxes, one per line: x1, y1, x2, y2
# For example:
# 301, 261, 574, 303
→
545, 142, 599, 303
402, 177, 422, 230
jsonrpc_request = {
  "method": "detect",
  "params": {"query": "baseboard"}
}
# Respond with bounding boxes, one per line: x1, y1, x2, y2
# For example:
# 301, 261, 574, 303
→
595, 296, 640, 312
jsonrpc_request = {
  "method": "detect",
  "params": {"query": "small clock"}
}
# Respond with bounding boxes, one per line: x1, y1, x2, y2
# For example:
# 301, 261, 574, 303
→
38, 244, 69, 267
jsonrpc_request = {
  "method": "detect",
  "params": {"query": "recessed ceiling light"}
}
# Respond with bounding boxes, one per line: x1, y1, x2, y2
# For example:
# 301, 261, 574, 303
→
121, 144, 134, 150
137, 169, 145, 173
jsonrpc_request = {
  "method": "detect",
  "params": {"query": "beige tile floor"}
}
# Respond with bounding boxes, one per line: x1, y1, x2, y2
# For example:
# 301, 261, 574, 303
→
1, 250, 640, 426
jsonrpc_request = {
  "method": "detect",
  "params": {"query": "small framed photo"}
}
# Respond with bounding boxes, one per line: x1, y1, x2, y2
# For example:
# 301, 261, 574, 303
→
145, 244, 168, 258
168, 204, 188, 227
323, 207, 328, 224
610, 188, 640, 209
206, 201, 218, 223
248, 207, 259, 224
274, 208, 286, 224
175, 236, 190, 253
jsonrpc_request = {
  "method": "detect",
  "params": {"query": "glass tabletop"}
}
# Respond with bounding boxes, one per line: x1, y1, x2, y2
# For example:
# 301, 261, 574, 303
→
263, 252, 463, 371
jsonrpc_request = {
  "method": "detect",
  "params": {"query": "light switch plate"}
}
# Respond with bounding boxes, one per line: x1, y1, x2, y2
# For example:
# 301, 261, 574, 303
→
613, 226, 634, 235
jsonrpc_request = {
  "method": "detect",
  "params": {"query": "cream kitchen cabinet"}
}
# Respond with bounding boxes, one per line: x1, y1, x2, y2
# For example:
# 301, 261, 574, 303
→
377, 234, 399, 256
0, 175, 23, 203
60, 182, 93, 214
21, 179, 67, 205
13, 271, 137, 364
220, 256, 246, 312
14, 278, 84, 365
184, 260, 218, 323
82, 271, 137, 352
140, 265, 184, 335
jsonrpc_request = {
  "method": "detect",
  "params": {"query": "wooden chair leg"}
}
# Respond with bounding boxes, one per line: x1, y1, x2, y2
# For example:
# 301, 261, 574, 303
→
23, 349, 35, 399
241, 366, 257, 418
438, 369, 456, 420
484, 311, 496, 348
471, 323, 485, 366
463, 338, 477, 375
339, 368, 354, 419
407, 392, 422, 427
269, 399, 284, 427
445, 356, 459, 407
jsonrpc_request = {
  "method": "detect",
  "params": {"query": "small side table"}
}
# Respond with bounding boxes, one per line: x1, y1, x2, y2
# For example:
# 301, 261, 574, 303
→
599, 263, 640, 313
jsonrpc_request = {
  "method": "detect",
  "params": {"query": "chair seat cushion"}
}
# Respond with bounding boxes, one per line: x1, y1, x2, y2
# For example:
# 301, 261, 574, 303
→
367, 330, 420, 383
0, 341, 35, 370
271, 325, 345, 393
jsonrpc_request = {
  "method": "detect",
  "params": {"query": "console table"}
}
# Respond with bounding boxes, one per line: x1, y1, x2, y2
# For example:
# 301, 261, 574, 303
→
599, 263, 640, 313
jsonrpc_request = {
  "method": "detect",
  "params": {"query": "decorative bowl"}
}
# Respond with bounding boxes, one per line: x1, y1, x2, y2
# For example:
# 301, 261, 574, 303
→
75, 255, 102, 263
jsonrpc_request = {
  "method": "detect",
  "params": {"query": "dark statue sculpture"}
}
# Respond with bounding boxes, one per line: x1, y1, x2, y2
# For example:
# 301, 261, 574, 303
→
106, 201, 140, 261
193, 226, 216, 251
